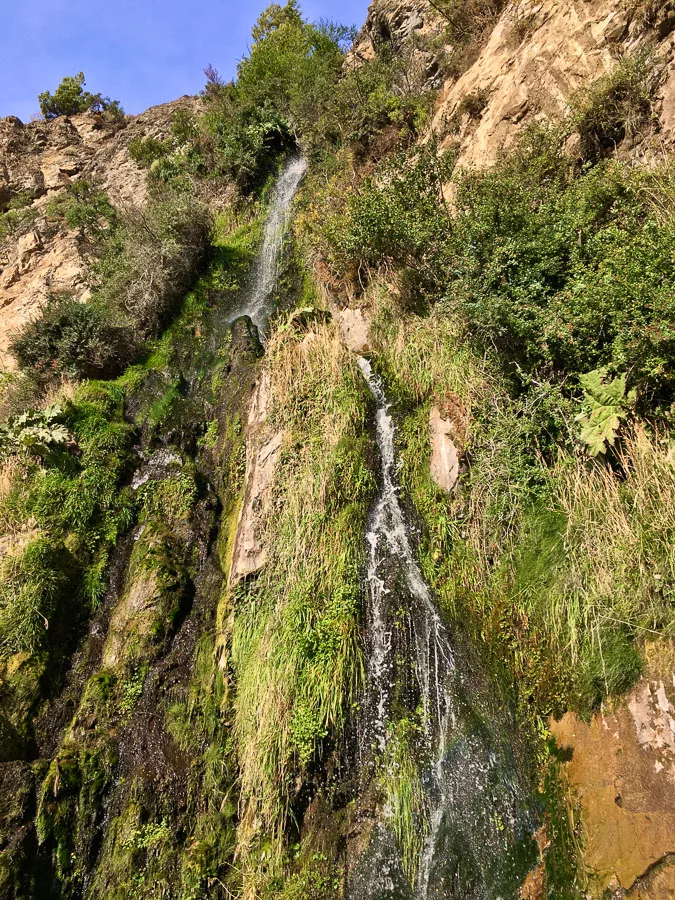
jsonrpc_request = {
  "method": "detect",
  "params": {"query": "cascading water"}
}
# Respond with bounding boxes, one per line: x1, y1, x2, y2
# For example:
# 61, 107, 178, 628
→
226, 155, 307, 334
352, 358, 537, 900
357, 357, 455, 754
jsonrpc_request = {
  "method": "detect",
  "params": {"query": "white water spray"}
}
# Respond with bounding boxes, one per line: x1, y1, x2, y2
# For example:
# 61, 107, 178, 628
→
227, 155, 307, 333
357, 356, 454, 753
355, 357, 529, 900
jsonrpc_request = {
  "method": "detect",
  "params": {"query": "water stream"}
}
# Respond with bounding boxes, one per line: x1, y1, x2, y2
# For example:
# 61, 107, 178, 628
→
225, 155, 307, 334
353, 359, 536, 900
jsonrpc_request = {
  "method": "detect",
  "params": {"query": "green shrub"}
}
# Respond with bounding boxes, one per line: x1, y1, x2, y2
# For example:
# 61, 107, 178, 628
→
93, 191, 212, 335
570, 52, 656, 160
313, 128, 675, 413
38, 72, 124, 121
128, 136, 170, 168
46, 181, 117, 240
10, 294, 134, 382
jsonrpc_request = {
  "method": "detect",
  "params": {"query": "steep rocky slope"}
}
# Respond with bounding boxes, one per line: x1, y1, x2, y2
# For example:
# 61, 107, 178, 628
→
0, 2, 674, 898
352, 0, 675, 168
0, 97, 198, 370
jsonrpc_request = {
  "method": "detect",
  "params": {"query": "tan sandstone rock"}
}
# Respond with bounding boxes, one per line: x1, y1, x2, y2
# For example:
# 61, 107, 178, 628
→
0, 96, 200, 371
429, 405, 461, 492
335, 306, 371, 353
550, 643, 675, 896
230, 374, 284, 581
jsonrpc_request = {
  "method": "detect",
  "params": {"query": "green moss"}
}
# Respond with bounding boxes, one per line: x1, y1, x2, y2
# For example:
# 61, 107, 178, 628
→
37, 743, 119, 890
539, 753, 583, 897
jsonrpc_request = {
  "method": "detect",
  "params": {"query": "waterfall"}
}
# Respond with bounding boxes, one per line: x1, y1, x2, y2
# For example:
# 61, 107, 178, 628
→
353, 357, 536, 900
226, 155, 307, 334
357, 356, 455, 753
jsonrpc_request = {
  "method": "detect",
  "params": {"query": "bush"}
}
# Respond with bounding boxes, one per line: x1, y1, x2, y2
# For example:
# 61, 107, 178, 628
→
570, 52, 656, 160
10, 295, 134, 382
46, 181, 117, 240
38, 72, 124, 122
93, 191, 212, 336
312, 127, 675, 413
128, 137, 171, 168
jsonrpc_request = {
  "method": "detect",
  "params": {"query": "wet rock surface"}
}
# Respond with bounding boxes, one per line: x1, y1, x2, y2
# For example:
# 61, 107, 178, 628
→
550, 642, 675, 896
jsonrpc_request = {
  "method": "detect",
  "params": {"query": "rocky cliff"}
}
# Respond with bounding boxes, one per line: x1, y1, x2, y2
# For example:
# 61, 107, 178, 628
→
1, 3, 674, 899
0, 97, 198, 371
352, 0, 675, 168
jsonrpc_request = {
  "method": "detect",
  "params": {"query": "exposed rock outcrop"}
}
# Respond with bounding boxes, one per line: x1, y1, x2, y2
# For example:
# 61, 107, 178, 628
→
429, 405, 460, 492
0, 96, 200, 371
550, 642, 675, 896
335, 306, 371, 353
230, 370, 284, 581
356, 0, 675, 172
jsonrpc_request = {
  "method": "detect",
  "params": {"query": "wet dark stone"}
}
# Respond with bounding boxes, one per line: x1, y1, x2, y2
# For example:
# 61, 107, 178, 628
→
231, 316, 264, 358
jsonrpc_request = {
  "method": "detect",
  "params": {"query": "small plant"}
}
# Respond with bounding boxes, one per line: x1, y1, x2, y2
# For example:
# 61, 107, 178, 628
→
575, 368, 635, 456
0, 404, 70, 458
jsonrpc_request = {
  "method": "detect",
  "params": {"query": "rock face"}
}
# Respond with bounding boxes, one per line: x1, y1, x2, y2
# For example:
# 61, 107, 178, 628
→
335, 306, 371, 353
429, 405, 460, 492
0, 96, 199, 371
550, 643, 675, 897
347, 0, 446, 89
230, 372, 284, 581
432, 0, 675, 171
357, 0, 675, 172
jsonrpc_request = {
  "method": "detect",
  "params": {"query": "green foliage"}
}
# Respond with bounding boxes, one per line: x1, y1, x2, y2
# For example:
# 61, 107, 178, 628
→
576, 627, 643, 709
10, 294, 133, 382
0, 404, 70, 458
313, 125, 675, 413
0, 195, 37, 243
316, 142, 454, 285
93, 190, 211, 336
232, 318, 374, 850
128, 136, 170, 167
200, 4, 352, 188
46, 180, 117, 239
381, 717, 428, 883
575, 368, 636, 456
38, 72, 124, 121
570, 51, 655, 160
0, 538, 74, 657
0, 381, 135, 662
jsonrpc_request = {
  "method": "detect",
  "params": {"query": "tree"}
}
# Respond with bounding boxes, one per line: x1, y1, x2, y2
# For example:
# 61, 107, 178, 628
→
38, 72, 123, 121
251, 1, 302, 44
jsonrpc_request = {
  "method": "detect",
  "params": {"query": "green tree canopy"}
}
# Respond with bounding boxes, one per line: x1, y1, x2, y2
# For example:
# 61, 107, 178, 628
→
38, 72, 123, 121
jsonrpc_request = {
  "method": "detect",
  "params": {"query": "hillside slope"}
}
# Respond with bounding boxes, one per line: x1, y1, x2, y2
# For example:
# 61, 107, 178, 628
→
0, 2, 674, 898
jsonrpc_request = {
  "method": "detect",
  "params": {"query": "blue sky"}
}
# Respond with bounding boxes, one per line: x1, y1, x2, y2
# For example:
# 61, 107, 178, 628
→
2, 0, 371, 122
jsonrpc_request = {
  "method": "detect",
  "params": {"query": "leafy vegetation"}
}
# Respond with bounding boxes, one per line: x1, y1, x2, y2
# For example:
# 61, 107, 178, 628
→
569, 51, 656, 161
0, 381, 134, 672
38, 71, 124, 122
368, 288, 674, 722
309, 120, 675, 416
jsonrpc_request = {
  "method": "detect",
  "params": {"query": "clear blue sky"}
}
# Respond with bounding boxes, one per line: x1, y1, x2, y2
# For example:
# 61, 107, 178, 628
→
2, 0, 371, 122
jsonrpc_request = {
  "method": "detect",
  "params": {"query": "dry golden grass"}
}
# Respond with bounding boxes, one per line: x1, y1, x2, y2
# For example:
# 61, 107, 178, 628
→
552, 427, 675, 659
